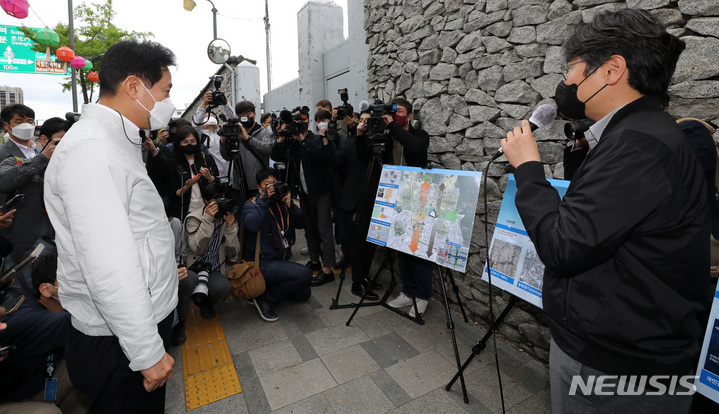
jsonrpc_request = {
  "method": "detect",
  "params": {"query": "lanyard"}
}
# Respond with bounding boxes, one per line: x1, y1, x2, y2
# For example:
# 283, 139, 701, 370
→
268, 202, 289, 238
46, 354, 54, 378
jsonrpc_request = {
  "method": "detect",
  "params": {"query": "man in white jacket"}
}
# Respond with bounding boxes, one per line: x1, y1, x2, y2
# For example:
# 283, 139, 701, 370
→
44, 39, 177, 413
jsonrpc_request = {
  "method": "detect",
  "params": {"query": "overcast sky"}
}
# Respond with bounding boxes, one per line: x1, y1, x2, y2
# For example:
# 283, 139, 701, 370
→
0, 0, 349, 121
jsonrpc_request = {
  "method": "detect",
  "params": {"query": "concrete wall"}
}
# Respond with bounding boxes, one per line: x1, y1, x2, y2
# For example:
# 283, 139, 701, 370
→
364, 0, 719, 363
263, 78, 302, 115
263, 0, 370, 121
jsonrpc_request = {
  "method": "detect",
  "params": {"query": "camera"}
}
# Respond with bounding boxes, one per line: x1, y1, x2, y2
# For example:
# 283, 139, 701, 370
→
277, 107, 310, 137
166, 118, 192, 143
191, 262, 212, 307
366, 98, 397, 134
268, 162, 290, 202
336, 88, 354, 119
325, 122, 338, 141
564, 119, 595, 141
213, 197, 238, 218
209, 75, 227, 107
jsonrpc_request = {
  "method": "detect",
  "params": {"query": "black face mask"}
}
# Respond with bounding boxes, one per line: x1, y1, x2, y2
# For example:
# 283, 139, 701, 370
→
240, 117, 254, 129
180, 144, 197, 155
554, 66, 607, 120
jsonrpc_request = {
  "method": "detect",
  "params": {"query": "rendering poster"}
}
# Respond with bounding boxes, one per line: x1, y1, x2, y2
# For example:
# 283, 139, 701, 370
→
696, 285, 719, 403
366, 165, 482, 272
481, 175, 570, 309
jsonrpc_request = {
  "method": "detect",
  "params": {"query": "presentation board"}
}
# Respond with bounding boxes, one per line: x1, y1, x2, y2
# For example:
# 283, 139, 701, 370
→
481, 175, 570, 309
366, 165, 482, 272
696, 285, 719, 403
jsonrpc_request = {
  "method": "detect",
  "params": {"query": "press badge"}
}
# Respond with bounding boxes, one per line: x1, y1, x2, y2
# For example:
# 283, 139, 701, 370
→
44, 378, 58, 401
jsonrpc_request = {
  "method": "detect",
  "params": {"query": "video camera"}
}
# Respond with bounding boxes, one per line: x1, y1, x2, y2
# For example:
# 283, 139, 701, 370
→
366, 97, 397, 134
209, 75, 227, 107
218, 114, 243, 154
276, 107, 310, 137
268, 162, 290, 202
336, 88, 354, 119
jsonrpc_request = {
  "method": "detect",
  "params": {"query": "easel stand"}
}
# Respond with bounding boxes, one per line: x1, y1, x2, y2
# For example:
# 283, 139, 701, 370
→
446, 295, 518, 398
331, 249, 427, 326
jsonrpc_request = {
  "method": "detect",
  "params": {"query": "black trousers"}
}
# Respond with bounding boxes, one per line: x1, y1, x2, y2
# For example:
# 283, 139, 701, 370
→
65, 313, 173, 414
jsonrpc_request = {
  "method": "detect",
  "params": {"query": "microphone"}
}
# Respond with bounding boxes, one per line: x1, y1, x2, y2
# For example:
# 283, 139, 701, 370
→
490, 104, 557, 161
359, 100, 370, 112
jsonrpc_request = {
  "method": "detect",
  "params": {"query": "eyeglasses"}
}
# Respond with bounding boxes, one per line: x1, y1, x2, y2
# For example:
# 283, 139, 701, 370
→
561, 60, 585, 80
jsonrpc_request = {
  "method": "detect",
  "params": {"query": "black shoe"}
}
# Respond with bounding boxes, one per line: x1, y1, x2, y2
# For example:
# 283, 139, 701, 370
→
364, 278, 383, 290
170, 320, 186, 346
199, 303, 216, 319
305, 261, 322, 273
351, 283, 379, 301
310, 271, 335, 287
253, 298, 278, 322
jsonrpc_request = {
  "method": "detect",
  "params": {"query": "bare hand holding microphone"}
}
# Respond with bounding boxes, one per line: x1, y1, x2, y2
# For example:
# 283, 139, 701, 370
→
497, 104, 557, 168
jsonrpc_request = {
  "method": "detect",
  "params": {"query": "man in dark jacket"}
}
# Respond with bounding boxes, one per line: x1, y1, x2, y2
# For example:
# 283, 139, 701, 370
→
500, 9, 709, 412
350, 98, 431, 314
0, 105, 62, 295
270, 108, 336, 286
241, 168, 312, 322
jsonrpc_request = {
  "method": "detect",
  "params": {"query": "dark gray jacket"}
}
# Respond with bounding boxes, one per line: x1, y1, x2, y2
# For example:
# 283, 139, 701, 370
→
0, 140, 53, 261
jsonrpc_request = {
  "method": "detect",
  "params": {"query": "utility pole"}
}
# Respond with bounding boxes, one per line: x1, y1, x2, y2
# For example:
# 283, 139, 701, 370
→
264, 0, 272, 91
68, 0, 77, 112
207, 0, 218, 39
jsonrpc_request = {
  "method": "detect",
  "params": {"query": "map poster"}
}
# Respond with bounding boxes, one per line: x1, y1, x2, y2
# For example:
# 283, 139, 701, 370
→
481, 175, 570, 309
366, 165, 482, 273
696, 287, 719, 404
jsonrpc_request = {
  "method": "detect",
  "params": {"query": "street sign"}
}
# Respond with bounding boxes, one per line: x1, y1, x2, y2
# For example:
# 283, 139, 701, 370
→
0, 24, 69, 75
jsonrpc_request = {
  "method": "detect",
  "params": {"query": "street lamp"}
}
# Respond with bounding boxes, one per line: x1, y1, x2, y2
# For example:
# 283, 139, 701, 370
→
183, 0, 218, 40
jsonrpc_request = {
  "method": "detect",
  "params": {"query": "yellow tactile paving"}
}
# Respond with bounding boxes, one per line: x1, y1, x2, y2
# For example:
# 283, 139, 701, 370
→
181, 305, 241, 410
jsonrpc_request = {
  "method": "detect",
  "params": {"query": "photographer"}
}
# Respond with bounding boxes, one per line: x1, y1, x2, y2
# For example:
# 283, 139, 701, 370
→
0, 110, 68, 296
241, 168, 312, 322
220, 101, 272, 202
270, 107, 336, 286
184, 185, 238, 319
193, 93, 230, 178
351, 98, 431, 316
316, 99, 347, 136
322, 111, 368, 273
160, 125, 219, 220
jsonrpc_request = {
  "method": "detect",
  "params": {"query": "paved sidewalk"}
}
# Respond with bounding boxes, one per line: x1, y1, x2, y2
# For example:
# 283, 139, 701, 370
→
165, 266, 551, 413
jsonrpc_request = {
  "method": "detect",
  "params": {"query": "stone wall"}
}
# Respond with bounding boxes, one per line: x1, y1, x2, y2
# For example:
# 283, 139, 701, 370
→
364, 0, 719, 363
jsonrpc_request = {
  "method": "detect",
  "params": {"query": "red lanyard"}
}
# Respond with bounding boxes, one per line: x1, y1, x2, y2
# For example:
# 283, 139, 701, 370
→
268, 202, 289, 237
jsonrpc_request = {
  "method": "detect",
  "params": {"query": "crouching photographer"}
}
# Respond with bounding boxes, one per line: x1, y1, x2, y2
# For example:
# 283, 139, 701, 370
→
241, 168, 311, 322
184, 185, 239, 319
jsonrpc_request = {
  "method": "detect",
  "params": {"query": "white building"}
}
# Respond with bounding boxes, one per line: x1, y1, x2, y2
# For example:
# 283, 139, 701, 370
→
0, 86, 24, 109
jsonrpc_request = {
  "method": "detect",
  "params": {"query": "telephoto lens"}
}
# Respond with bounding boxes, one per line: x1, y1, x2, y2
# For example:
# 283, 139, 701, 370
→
191, 266, 211, 307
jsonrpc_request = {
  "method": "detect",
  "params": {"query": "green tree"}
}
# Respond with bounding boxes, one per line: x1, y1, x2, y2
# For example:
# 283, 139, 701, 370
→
20, 0, 152, 104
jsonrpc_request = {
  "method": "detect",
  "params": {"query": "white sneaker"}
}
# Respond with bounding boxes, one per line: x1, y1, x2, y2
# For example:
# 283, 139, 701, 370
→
408, 299, 429, 318
300, 247, 309, 255
388, 292, 414, 309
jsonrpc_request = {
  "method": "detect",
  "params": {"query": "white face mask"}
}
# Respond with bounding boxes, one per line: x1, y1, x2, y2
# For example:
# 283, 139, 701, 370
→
11, 123, 35, 141
136, 81, 175, 130
317, 122, 329, 132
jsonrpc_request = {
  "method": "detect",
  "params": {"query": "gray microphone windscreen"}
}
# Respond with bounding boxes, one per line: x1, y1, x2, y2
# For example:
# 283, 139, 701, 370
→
529, 104, 557, 129
359, 100, 370, 112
